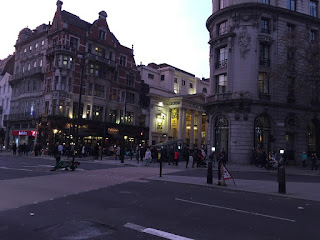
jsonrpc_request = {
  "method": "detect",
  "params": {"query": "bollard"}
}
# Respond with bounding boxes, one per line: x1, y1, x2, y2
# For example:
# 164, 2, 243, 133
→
278, 166, 286, 194
207, 161, 213, 184
160, 159, 163, 177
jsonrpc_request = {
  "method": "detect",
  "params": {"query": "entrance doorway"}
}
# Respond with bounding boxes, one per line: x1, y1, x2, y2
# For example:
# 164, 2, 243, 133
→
254, 115, 271, 154
214, 115, 229, 158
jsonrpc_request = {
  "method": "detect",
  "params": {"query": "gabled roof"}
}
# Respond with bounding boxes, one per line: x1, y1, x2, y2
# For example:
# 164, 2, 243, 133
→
61, 10, 92, 30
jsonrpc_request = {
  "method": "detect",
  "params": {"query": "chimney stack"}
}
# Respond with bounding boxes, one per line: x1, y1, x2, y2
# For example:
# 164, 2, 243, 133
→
99, 11, 107, 20
57, 0, 63, 11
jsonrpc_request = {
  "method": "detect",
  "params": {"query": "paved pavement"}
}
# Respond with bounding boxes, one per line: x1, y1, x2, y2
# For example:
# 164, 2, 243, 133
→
1, 151, 320, 203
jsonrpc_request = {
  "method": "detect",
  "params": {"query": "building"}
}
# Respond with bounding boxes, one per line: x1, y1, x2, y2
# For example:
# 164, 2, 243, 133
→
206, 0, 320, 164
7, 1, 148, 152
0, 55, 14, 149
138, 63, 209, 148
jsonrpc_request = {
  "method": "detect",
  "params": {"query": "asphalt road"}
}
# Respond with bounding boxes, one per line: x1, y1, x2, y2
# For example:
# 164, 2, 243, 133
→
0, 154, 318, 239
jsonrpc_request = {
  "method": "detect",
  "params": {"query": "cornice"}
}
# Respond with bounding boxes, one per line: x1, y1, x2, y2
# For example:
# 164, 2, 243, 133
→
207, 3, 320, 30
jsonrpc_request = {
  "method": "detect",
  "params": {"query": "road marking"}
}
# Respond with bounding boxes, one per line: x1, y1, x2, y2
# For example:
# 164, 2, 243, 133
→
0, 166, 34, 172
175, 198, 296, 223
124, 223, 195, 240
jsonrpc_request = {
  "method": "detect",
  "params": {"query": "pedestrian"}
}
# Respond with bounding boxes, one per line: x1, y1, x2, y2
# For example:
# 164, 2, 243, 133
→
221, 148, 227, 165
151, 146, 157, 163
192, 148, 198, 168
174, 148, 180, 166
184, 148, 190, 168
58, 143, 63, 156
301, 152, 307, 168
168, 146, 174, 165
251, 148, 257, 165
12, 143, 17, 155
144, 148, 152, 166
311, 153, 318, 170
209, 151, 215, 167
115, 145, 121, 160
136, 145, 140, 163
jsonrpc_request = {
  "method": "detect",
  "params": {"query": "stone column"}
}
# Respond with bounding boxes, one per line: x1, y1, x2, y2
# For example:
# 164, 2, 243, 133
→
178, 108, 186, 139
190, 110, 195, 148
197, 112, 203, 149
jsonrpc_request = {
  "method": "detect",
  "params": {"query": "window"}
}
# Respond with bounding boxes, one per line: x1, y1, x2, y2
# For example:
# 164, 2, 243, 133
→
190, 83, 193, 88
125, 111, 134, 125
99, 29, 106, 40
182, 80, 186, 86
202, 88, 207, 93
63, 56, 68, 67
86, 105, 91, 119
39, 59, 43, 67
59, 100, 64, 115
261, 18, 270, 34
54, 76, 59, 90
95, 47, 106, 57
33, 61, 37, 68
217, 21, 227, 35
126, 73, 135, 87
261, 0, 270, 4
109, 110, 117, 123
70, 36, 79, 49
174, 78, 178, 83
310, 30, 317, 42
45, 101, 49, 114
41, 40, 45, 49
54, 20, 58, 29
126, 92, 135, 104
46, 79, 51, 93
24, 48, 27, 55
33, 80, 37, 91
287, 0, 296, 11
112, 88, 117, 101
113, 71, 118, 82
29, 45, 32, 51
161, 75, 165, 81
258, 72, 269, 94
287, 23, 295, 33
310, 1, 317, 17
287, 76, 295, 99
259, 44, 270, 66
68, 78, 72, 92
148, 73, 154, 79
92, 105, 103, 121
61, 77, 66, 91
120, 55, 127, 66
94, 84, 105, 98
109, 51, 113, 60
52, 99, 57, 115
52, 38, 58, 47
216, 46, 228, 69
216, 74, 227, 94
35, 43, 39, 51
88, 83, 93, 95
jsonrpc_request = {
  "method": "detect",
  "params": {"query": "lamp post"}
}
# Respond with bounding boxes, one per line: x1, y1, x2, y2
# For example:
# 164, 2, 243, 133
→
278, 149, 286, 194
72, 55, 85, 165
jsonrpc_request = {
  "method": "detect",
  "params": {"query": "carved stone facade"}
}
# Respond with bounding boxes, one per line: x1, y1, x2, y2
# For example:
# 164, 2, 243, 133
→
206, 1, 320, 164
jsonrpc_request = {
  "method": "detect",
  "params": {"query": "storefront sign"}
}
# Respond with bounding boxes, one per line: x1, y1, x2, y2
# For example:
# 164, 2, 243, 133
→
12, 130, 37, 137
108, 128, 119, 134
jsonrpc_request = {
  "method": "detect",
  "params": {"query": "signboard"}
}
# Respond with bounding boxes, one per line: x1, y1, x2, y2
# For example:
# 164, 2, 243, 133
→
108, 128, 119, 135
12, 131, 37, 137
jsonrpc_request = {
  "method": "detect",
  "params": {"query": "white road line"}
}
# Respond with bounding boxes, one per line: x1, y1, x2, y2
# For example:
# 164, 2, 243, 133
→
124, 223, 195, 240
0, 166, 34, 172
175, 198, 296, 223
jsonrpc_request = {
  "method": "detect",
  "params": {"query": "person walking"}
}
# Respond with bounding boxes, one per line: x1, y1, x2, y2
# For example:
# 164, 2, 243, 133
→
136, 145, 140, 163
144, 148, 152, 166
301, 152, 307, 168
192, 148, 198, 168
115, 145, 121, 160
174, 148, 180, 166
168, 146, 174, 165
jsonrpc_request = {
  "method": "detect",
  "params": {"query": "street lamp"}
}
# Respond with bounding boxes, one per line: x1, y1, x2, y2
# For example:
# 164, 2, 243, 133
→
72, 55, 85, 166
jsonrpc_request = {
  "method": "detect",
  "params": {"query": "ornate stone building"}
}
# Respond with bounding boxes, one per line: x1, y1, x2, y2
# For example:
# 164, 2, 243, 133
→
138, 63, 209, 148
7, 1, 148, 150
206, 0, 320, 164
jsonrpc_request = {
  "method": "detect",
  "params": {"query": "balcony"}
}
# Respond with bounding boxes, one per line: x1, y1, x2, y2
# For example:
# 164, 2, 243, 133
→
215, 59, 228, 69
46, 45, 77, 56
207, 91, 250, 102
85, 53, 116, 68
13, 67, 44, 80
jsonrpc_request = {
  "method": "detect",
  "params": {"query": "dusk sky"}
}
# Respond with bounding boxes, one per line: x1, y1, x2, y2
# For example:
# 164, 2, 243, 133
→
0, 0, 212, 78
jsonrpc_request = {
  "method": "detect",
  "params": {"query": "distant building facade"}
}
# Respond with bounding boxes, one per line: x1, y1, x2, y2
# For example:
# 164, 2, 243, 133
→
7, 1, 148, 150
206, 0, 320, 164
138, 63, 209, 148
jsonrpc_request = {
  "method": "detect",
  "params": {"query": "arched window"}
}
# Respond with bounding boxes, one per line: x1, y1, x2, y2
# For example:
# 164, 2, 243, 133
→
308, 122, 316, 152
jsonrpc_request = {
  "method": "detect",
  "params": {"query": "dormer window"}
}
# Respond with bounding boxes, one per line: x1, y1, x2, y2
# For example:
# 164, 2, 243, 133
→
99, 29, 106, 40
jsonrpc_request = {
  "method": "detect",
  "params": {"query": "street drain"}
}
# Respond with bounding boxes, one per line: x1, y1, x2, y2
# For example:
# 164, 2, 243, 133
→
37, 220, 115, 239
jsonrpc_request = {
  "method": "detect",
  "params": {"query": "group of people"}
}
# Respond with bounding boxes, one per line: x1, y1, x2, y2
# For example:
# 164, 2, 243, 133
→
301, 152, 319, 170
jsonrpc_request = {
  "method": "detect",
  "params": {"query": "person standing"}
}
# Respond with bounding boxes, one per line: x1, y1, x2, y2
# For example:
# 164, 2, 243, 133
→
136, 145, 140, 163
301, 152, 307, 168
12, 143, 17, 155
115, 145, 121, 160
168, 146, 174, 165
311, 153, 318, 170
192, 148, 198, 168
58, 143, 63, 156
184, 148, 190, 168
144, 148, 152, 166
174, 148, 180, 166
